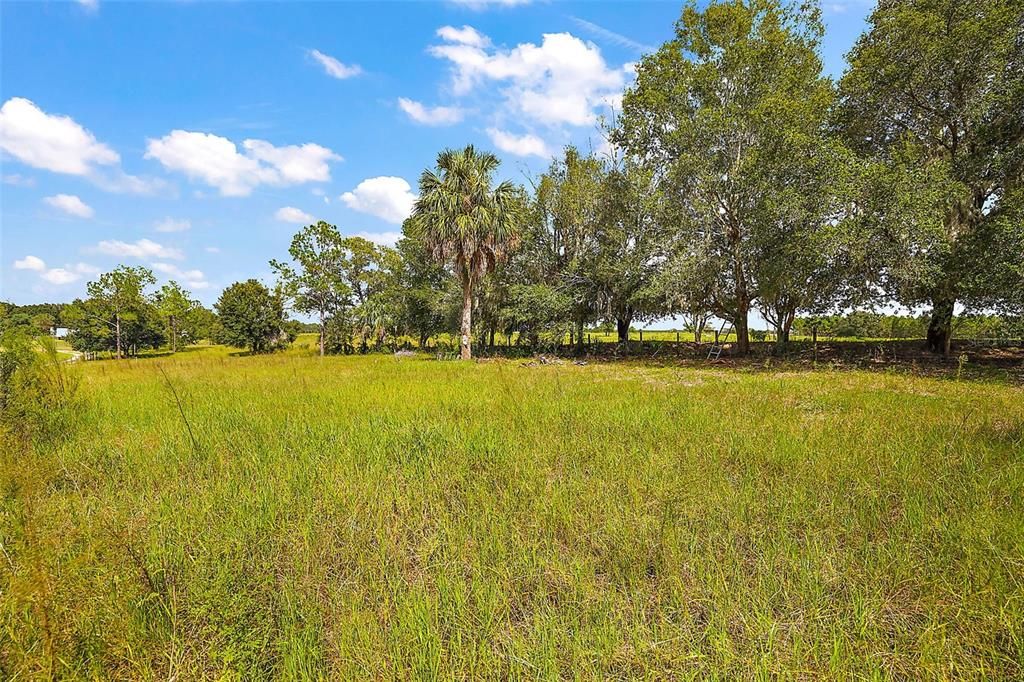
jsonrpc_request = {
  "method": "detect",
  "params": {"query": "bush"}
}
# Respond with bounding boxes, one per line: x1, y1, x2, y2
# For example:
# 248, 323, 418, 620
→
0, 330, 80, 444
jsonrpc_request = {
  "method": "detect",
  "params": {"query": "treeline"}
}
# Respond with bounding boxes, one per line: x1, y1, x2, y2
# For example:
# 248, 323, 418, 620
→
793, 313, 1024, 341
15, 0, 1024, 360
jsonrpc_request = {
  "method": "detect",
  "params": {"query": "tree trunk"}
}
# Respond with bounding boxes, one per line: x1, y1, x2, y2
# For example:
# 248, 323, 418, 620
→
489, 327, 496, 348
575, 318, 585, 354
732, 253, 750, 355
734, 302, 750, 356
616, 313, 632, 344
319, 310, 325, 357
927, 297, 955, 357
171, 317, 178, 353
115, 313, 122, 360
460, 277, 473, 360
781, 311, 794, 345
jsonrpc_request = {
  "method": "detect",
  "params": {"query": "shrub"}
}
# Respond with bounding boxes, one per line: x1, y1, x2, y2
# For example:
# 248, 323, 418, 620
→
0, 330, 80, 444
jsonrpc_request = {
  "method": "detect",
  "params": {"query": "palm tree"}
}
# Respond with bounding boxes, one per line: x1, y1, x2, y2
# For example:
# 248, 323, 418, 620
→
412, 145, 522, 359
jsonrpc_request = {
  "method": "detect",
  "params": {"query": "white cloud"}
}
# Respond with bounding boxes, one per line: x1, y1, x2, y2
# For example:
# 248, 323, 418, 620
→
397, 98, 465, 126
429, 29, 630, 128
44, 193, 94, 218
75, 0, 99, 11
2, 173, 35, 187
205, 246, 221, 254
449, 0, 532, 9
145, 130, 340, 196
308, 49, 362, 79
0, 97, 118, 175
341, 176, 417, 224
275, 206, 315, 224
93, 238, 183, 260
73, 262, 100, 276
487, 128, 551, 158
13, 257, 96, 285
154, 217, 191, 233
40, 268, 80, 285
0, 98, 164, 195
436, 25, 490, 47
351, 230, 402, 247
14, 255, 46, 271
151, 262, 209, 289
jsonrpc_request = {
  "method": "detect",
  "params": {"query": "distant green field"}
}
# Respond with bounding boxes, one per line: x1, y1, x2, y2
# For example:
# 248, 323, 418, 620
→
3, 346, 1022, 679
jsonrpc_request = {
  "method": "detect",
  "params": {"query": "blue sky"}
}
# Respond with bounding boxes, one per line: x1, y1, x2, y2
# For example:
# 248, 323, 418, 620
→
1, 0, 873, 309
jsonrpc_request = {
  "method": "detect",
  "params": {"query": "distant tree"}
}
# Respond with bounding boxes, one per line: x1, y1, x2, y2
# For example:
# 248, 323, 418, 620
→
393, 226, 451, 348
182, 305, 218, 344
271, 221, 351, 356
214, 279, 287, 353
70, 266, 157, 359
411, 145, 524, 359
30, 313, 55, 336
154, 281, 197, 353
511, 147, 604, 347
837, 0, 1024, 355
336, 236, 387, 348
592, 161, 667, 343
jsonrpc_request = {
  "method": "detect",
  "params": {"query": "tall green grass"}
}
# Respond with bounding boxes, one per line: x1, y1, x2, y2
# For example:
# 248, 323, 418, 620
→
2, 347, 1022, 679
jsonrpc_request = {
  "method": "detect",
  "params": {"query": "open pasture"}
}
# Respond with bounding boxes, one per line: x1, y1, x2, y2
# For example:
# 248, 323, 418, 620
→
2, 346, 1023, 679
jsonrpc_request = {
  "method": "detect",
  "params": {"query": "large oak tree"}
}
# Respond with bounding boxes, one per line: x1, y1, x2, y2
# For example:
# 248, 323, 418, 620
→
838, 0, 1024, 355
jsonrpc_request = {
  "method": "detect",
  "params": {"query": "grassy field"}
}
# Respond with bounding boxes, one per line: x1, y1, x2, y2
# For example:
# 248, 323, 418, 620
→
2, 342, 1023, 679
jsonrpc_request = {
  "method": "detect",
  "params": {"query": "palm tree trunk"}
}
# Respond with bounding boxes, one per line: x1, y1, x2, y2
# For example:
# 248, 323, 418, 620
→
460, 277, 473, 360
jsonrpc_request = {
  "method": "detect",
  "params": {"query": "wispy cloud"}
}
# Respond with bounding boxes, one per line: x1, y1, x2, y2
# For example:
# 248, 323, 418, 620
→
308, 49, 362, 79
570, 16, 656, 54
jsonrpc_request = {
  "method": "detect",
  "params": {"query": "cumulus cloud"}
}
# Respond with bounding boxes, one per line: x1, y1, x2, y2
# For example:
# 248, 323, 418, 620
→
397, 98, 465, 126
275, 206, 315, 224
308, 49, 362, 79
154, 217, 191, 233
14, 255, 46, 271
429, 28, 630, 128
151, 262, 209, 289
486, 128, 551, 158
145, 130, 340, 196
0, 97, 163, 194
341, 176, 417, 224
44, 193, 94, 218
93, 238, 183, 260
40, 268, 80, 285
0, 97, 118, 175
13, 256, 97, 285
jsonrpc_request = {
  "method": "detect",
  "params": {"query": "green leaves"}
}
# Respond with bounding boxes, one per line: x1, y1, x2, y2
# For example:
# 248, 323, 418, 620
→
837, 0, 1024, 317
214, 279, 287, 353
617, 0, 842, 349
411, 145, 524, 284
